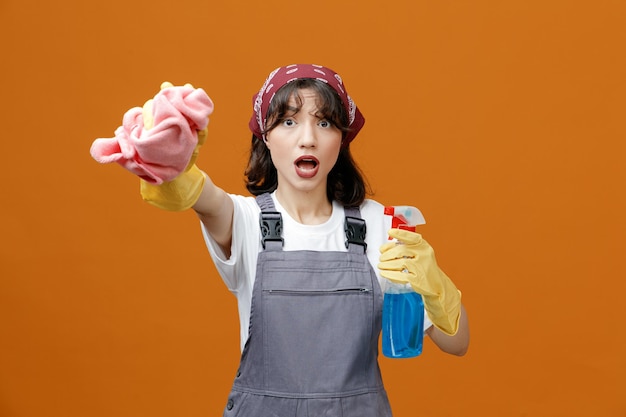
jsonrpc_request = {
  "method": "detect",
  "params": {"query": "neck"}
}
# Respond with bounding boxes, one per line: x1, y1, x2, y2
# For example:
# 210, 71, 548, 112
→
275, 187, 332, 225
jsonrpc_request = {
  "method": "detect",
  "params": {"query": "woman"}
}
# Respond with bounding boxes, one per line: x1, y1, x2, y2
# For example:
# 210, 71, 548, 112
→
93, 64, 469, 416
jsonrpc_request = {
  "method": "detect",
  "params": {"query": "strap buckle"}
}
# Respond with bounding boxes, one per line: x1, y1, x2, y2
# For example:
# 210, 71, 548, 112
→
345, 216, 367, 250
260, 211, 284, 249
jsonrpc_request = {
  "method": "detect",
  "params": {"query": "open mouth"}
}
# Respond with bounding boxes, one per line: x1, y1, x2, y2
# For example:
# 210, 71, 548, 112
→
294, 156, 320, 178
295, 157, 319, 170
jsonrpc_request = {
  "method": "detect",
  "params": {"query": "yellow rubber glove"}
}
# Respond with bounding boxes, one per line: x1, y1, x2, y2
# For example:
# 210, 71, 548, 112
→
139, 82, 208, 211
378, 228, 462, 335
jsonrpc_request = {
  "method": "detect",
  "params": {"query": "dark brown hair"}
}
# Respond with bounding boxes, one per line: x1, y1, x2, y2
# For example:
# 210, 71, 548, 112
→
245, 78, 370, 206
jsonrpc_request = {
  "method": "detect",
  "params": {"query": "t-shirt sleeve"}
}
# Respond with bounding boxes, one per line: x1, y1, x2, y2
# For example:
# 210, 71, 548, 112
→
200, 194, 259, 292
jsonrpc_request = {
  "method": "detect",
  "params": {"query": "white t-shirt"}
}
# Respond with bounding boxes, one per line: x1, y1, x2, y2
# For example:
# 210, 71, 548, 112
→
201, 192, 432, 351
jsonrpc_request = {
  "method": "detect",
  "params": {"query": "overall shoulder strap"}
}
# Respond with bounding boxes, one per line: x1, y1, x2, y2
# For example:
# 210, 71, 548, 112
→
255, 193, 283, 251
255, 192, 276, 212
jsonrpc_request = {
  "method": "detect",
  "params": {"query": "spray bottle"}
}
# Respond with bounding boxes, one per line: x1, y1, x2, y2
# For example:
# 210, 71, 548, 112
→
382, 206, 426, 359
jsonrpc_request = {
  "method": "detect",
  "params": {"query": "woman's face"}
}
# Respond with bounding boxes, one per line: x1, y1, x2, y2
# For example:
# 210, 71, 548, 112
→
265, 88, 343, 196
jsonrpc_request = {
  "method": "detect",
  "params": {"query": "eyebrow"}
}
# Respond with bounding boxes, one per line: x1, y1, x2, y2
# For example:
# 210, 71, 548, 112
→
284, 106, 327, 118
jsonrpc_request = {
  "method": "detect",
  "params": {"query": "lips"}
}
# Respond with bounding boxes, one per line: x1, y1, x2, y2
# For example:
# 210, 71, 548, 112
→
294, 155, 320, 178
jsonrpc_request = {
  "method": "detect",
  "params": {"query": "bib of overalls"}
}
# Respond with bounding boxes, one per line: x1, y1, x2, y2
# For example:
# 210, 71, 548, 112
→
223, 194, 392, 417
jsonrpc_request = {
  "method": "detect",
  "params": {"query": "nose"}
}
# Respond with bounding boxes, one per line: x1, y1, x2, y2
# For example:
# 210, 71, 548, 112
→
298, 121, 317, 148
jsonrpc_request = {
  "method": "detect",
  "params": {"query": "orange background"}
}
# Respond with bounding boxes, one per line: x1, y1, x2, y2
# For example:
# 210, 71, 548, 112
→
1, 0, 625, 416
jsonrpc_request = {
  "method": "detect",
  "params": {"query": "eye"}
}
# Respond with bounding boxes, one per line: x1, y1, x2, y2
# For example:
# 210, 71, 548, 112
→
318, 120, 332, 128
282, 118, 296, 127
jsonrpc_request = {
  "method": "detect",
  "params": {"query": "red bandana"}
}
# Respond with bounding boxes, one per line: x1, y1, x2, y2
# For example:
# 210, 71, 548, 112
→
248, 64, 365, 146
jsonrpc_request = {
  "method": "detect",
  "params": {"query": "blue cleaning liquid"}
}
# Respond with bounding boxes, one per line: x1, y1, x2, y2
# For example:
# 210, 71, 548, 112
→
382, 291, 424, 358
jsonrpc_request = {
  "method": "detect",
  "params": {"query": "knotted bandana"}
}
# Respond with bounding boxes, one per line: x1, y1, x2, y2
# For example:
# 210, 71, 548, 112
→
248, 64, 365, 146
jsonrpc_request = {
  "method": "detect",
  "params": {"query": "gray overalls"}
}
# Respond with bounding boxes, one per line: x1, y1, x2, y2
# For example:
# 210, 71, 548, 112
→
223, 194, 392, 417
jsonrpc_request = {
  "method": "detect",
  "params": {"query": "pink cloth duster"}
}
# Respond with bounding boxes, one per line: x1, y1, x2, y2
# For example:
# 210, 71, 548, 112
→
90, 85, 214, 184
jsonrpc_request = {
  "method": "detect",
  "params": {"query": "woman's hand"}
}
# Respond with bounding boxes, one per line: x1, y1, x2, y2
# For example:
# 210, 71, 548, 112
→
378, 228, 462, 336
